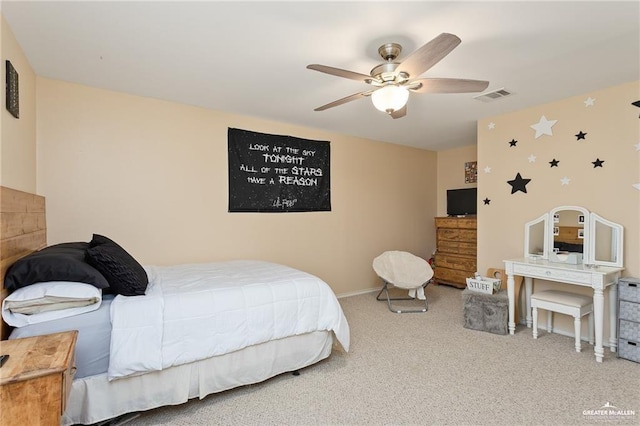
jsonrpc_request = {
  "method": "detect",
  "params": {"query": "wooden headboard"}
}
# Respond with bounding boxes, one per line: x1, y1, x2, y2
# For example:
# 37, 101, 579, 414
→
0, 186, 47, 339
556, 226, 584, 245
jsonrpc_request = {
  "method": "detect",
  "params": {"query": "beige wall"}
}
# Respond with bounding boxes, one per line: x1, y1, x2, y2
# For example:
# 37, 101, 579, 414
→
436, 145, 477, 217
1, 14, 37, 192
477, 80, 640, 340
36, 78, 438, 296
1, 15, 2, 180
5, 10, 638, 343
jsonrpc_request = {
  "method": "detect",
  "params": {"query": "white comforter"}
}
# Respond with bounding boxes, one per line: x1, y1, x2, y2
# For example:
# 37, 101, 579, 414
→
108, 260, 350, 380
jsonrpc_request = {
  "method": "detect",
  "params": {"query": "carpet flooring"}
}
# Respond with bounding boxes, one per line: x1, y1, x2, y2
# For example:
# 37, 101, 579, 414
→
127, 284, 639, 426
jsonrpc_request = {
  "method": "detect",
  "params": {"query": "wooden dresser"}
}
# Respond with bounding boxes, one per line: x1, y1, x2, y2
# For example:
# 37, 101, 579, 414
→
0, 331, 77, 426
434, 216, 477, 288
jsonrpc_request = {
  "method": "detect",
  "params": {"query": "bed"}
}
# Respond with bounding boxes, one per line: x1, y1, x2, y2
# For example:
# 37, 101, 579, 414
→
0, 186, 350, 425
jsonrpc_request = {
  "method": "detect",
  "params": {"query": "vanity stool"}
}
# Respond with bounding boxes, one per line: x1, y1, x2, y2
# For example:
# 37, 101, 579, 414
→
531, 290, 594, 352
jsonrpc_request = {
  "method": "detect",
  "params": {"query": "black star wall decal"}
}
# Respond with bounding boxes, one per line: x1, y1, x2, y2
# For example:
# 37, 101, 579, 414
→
592, 158, 605, 168
575, 131, 587, 140
633, 100, 640, 118
507, 173, 531, 194
509, 139, 518, 147
483, 198, 491, 205
549, 159, 559, 167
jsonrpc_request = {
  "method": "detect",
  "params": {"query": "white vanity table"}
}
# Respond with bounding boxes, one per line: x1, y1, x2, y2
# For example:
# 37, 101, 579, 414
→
504, 206, 624, 363
504, 258, 623, 362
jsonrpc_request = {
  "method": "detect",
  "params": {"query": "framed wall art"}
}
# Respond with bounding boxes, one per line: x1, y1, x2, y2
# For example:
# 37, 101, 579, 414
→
5, 60, 19, 119
464, 161, 477, 183
228, 128, 331, 213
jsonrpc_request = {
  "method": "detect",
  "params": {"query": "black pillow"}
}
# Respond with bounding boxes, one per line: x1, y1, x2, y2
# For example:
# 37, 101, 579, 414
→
88, 233, 114, 248
85, 234, 148, 296
4, 242, 110, 291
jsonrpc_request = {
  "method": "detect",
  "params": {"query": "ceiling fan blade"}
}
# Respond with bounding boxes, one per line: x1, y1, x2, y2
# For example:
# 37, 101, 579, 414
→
313, 90, 373, 111
410, 78, 489, 94
307, 64, 373, 83
390, 105, 407, 119
396, 33, 461, 78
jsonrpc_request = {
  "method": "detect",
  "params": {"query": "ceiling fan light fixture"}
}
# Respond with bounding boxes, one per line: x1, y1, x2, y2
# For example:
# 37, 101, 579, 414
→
371, 85, 409, 113
308, 33, 486, 118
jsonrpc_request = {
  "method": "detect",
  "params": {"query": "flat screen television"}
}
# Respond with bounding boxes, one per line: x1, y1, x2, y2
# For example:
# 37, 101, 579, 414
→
446, 188, 477, 216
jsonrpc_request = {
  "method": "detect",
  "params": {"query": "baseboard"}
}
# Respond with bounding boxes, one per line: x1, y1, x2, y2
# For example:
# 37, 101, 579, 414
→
520, 321, 613, 348
337, 287, 379, 299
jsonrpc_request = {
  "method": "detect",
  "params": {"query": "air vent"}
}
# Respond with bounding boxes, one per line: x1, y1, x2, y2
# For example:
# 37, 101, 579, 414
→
473, 87, 513, 103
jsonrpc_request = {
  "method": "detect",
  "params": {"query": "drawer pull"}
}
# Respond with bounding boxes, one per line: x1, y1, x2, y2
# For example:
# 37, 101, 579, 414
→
628, 341, 637, 347
629, 283, 637, 288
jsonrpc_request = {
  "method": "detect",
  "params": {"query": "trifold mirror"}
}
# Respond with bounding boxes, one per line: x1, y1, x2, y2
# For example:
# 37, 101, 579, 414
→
524, 206, 623, 268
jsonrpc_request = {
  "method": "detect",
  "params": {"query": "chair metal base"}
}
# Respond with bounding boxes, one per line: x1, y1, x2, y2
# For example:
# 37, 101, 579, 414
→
376, 279, 430, 313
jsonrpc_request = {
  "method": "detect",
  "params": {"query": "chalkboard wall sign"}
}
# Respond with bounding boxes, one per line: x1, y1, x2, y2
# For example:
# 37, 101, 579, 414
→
228, 128, 331, 212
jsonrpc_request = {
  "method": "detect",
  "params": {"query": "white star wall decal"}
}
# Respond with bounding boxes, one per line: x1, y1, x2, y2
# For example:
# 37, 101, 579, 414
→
635, 142, 640, 151
488, 122, 495, 130
531, 115, 558, 139
484, 166, 492, 173
633, 183, 640, 191
584, 97, 595, 107
560, 176, 571, 185
528, 154, 537, 163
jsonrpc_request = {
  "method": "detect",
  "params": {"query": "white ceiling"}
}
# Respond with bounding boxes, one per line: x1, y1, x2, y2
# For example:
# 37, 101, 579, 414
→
3, 1, 639, 151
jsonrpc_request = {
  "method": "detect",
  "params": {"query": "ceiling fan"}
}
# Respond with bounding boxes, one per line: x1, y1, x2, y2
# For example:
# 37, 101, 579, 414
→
307, 33, 489, 119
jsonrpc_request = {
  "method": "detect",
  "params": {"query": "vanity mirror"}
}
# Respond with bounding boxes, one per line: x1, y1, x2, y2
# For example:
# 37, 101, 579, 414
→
589, 213, 623, 267
524, 213, 548, 259
548, 206, 589, 264
523, 206, 623, 268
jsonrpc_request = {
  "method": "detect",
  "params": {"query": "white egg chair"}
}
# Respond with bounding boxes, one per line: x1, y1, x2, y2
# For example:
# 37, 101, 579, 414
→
373, 251, 434, 313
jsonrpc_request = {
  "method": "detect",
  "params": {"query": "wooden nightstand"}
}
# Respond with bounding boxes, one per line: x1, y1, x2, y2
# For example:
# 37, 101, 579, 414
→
0, 331, 78, 426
